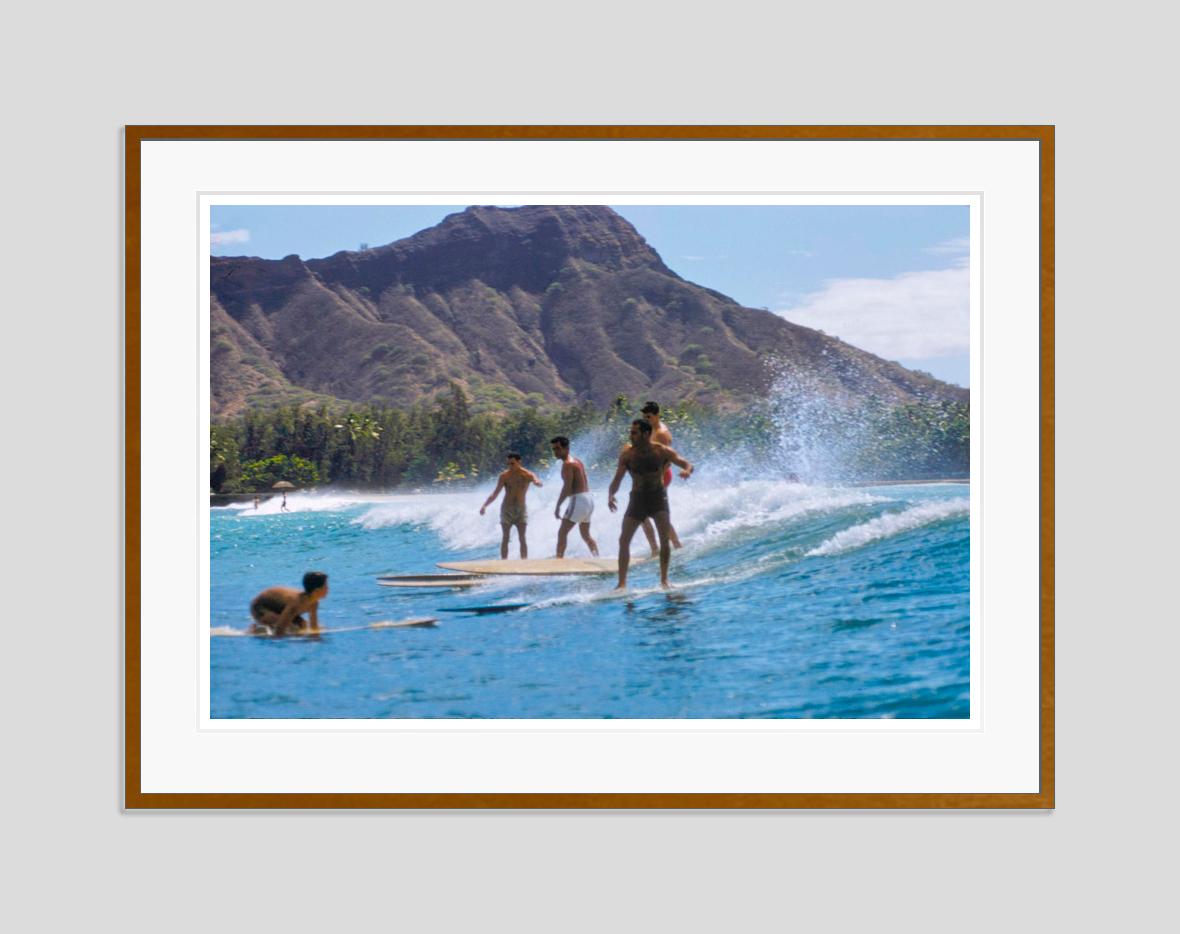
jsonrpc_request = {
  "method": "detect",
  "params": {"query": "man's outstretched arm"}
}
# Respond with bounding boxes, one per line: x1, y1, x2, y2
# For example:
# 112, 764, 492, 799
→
665, 446, 694, 479
480, 478, 505, 514
607, 452, 629, 511
555, 462, 573, 519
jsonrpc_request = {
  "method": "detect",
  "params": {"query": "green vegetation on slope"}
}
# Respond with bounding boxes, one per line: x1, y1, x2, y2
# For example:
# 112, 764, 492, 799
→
211, 383, 969, 493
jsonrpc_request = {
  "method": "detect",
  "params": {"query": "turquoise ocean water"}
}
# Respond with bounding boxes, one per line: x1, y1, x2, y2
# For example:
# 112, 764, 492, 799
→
211, 461, 970, 719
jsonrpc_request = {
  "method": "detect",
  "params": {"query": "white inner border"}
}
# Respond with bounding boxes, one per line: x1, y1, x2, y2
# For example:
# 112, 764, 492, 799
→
140, 139, 1038, 794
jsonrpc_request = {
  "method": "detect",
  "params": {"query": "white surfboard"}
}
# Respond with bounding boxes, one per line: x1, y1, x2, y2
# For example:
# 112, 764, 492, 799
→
378, 579, 483, 589
377, 573, 486, 582
436, 556, 645, 576
211, 617, 437, 637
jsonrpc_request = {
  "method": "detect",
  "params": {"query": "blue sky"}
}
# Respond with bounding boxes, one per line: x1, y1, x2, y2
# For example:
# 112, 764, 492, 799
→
212, 204, 970, 386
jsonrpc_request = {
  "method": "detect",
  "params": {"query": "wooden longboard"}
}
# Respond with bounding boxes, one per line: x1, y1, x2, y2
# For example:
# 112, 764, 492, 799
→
212, 617, 437, 637
437, 557, 644, 576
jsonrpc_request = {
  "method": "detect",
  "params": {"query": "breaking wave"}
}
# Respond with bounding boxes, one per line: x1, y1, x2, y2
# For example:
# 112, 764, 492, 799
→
806, 498, 969, 556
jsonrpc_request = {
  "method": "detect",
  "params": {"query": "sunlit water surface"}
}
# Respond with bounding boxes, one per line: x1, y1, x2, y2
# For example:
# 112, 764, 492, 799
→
211, 473, 969, 719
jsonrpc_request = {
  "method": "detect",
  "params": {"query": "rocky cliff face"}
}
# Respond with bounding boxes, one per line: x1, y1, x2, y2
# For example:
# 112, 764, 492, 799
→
211, 205, 967, 417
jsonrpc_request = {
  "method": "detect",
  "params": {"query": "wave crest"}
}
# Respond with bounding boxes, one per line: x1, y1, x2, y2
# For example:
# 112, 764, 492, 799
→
806, 499, 968, 557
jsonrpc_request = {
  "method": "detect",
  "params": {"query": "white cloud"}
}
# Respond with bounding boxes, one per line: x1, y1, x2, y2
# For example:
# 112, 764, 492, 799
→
775, 266, 969, 359
211, 228, 250, 246
923, 237, 970, 267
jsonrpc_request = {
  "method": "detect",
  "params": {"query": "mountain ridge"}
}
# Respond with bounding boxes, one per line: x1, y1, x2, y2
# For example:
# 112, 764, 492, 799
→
211, 205, 967, 417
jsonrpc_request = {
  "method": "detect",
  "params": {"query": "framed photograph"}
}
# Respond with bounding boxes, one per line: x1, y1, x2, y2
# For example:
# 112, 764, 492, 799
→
125, 126, 1053, 808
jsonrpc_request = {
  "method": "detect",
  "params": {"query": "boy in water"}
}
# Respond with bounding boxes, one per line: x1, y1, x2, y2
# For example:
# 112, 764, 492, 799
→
550, 435, 598, 558
480, 452, 543, 559
249, 570, 329, 636
608, 420, 693, 589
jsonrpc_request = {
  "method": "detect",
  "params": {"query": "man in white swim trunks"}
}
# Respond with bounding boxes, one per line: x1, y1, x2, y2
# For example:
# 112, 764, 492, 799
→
550, 436, 599, 558
480, 452, 543, 559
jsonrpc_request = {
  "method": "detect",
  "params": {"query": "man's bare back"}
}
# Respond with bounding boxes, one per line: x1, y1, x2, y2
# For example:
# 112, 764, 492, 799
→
563, 456, 590, 495
499, 467, 536, 506
249, 571, 329, 636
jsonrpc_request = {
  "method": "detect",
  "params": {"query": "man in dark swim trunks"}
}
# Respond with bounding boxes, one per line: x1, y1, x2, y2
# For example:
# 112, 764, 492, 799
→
639, 401, 686, 552
249, 570, 329, 636
607, 420, 693, 590
550, 436, 599, 558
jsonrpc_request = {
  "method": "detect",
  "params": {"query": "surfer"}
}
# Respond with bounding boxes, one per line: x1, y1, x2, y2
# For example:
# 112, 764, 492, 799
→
639, 401, 686, 552
550, 436, 599, 558
480, 453, 543, 559
608, 419, 693, 589
248, 570, 329, 636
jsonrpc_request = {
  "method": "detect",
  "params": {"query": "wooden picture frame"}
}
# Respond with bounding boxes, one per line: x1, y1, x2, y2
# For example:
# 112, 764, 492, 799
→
125, 125, 1053, 808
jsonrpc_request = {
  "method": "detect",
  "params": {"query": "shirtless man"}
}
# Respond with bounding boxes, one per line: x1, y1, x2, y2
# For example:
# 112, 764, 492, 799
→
550, 436, 598, 558
248, 570, 329, 636
638, 401, 686, 552
608, 420, 693, 589
480, 452, 543, 559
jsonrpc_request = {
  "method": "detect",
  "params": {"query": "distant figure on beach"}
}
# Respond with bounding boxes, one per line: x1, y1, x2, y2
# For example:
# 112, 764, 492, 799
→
253, 496, 260, 510
550, 436, 598, 558
249, 570, 329, 636
639, 401, 686, 552
608, 419, 693, 590
480, 452, 543, 559
280, 491, 289, 512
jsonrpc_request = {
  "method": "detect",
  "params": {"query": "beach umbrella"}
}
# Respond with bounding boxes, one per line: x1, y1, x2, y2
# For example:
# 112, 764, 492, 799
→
272, 480, 296, 490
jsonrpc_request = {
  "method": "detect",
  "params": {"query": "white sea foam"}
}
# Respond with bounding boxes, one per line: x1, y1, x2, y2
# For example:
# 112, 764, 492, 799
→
806, 498, 969, 557
356, 489, 503, 550
230, 490, 396, 516
353, 475, 885, 557
670, 480, 883, 552
523, 570, 748, 611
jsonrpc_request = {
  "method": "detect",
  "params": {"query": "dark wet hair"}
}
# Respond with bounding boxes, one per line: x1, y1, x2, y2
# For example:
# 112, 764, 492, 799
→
302, 570, 328, 593
641, 401, 660, 415
631, 419, 653, 435
507, 452, 522, 461
550, 436, 570, 448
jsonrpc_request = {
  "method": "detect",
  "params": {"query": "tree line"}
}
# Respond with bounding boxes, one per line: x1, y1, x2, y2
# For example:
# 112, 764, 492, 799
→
210, 383, 970, 493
